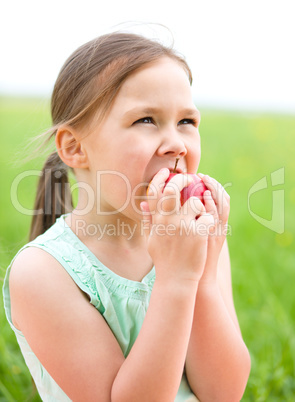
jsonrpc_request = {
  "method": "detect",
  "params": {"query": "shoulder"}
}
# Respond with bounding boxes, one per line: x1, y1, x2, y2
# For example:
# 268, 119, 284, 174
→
10, 246, 73, 289
11, 245, 61, 271
9, 246, 88, 329
9, 246, 125, 400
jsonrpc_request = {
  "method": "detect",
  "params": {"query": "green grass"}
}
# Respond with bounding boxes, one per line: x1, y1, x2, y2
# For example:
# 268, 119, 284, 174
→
0, 97, 294, 401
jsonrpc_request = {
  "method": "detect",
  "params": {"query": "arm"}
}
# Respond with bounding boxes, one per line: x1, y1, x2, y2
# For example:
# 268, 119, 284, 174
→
186, 242, 251, 402
10, 247, 125, 402
10, 170, 213, 402
185, 176, 251, 402
10, 247, 198, 402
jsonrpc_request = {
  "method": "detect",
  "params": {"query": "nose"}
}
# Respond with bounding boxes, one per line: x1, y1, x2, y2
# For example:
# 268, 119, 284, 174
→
156, 128, 187, 158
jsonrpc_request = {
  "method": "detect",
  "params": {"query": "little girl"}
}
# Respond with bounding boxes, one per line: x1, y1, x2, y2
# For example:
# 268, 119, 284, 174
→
3, 32, 250, 401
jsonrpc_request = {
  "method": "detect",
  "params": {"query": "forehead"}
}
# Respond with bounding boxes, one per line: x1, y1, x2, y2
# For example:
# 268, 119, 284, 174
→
113, 57, 194, 109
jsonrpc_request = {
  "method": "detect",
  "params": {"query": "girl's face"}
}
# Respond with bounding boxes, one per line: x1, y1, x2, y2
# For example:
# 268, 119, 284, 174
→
81, 57, 201, 220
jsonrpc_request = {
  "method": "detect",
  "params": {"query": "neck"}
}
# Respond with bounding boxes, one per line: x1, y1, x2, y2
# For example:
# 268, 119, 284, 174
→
66, 208, 148, 249
65, 200, 153, 282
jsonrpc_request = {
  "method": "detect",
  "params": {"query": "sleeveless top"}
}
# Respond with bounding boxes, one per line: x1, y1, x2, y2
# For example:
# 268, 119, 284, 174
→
3, 214, 199, 401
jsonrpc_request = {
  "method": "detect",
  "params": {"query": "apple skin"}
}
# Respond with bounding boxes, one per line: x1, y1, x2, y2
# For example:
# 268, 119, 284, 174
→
164, 173, 207, 205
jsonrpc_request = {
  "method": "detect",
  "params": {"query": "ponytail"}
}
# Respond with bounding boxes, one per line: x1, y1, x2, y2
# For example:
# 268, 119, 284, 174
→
29, 152, 73, 241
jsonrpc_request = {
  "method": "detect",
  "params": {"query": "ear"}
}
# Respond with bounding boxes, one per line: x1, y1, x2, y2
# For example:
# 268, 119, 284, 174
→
55, 126, 89, 169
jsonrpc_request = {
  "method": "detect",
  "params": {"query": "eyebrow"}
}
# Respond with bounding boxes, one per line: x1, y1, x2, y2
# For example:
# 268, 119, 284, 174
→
123, 106, 201, 121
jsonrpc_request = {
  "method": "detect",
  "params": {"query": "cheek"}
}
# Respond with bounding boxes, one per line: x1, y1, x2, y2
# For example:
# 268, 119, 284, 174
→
99, 172, 132, 209
187, 136, 201, 172
97, 157, 149, 208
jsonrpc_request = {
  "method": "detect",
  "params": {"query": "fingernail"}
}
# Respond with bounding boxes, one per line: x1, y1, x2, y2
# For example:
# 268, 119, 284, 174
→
140, 202, 149, 213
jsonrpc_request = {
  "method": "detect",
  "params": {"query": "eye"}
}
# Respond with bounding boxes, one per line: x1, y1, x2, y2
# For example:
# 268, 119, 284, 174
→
133, 117, 154, 125
178, 118, 197, 126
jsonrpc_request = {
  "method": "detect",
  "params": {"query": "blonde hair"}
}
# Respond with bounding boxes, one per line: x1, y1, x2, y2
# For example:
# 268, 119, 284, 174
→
29, 32, 193, 241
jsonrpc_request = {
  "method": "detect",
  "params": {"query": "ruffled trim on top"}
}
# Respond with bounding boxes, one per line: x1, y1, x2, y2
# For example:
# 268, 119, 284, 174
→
29, 215, 155, 305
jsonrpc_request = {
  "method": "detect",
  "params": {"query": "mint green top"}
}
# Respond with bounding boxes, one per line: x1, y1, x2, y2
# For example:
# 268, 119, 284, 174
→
3, 214, 199, 401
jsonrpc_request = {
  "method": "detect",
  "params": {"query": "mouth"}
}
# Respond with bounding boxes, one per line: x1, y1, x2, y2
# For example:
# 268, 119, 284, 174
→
146, 166, 186, 188
168, 167, 184, 174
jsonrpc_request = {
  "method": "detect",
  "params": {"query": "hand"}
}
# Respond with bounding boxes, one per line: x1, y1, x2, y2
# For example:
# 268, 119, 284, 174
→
197, 173, 230, 283
140, 169, 214, 285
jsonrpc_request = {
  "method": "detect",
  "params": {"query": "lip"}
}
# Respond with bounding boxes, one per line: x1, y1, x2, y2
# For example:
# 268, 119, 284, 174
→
146, 167, 186, 185
168, 167, 184, 174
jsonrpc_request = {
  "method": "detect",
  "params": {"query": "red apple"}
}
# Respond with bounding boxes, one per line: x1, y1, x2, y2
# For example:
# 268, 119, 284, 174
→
164, 173, 207, 205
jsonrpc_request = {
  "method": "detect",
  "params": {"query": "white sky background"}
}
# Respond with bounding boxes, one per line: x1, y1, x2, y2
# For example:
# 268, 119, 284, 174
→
1, 0, 294, 113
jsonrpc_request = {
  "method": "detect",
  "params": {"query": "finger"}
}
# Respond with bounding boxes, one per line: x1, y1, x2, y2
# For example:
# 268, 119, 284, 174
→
203, 190, 218, 221
197, 212, 215, 235
201, 175, 227, 219
182, 195, 206, 219
140, 201, 153, 234
146, 168, 170, 212
211, 178, 230, 209
140, 201, 152, 218
161, 174, 193, 213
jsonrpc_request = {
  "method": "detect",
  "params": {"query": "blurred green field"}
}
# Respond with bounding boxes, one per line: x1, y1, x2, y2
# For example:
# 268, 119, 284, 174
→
0, 97, 294, 401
